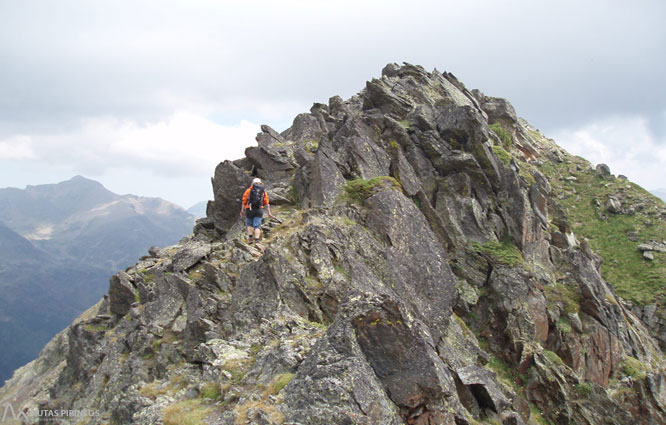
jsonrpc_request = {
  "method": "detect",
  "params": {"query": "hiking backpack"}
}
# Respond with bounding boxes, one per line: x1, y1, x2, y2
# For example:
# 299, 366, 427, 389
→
248, 184, 265, 210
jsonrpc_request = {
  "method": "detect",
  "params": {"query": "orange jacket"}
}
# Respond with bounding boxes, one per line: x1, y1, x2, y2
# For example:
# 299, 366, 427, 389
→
242, 185, 270, 210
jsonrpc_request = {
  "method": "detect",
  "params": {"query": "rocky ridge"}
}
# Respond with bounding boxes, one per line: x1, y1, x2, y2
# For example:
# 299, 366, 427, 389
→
1, 63, 665, 425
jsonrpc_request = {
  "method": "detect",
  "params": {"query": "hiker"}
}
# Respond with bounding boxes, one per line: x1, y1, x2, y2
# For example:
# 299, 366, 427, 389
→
240, 178, 275, 244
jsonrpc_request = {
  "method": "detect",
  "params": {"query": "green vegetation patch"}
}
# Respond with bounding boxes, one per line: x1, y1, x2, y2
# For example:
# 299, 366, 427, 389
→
388, 139, 400, 156
556, 317, 573, 333
543, 283, 580, 315
491, 145, 512, 166
621, 356, 648, 380
140, 269, 155, 283
518, 160, 537, 186
249, 343, 263, 356
471, 236, 523, 266
222, 357, 254, 385
334, 215, 357, 227
342, 176, 402, 202
489, 123, 513, 148
288, 185, 299, 204
229, 369, 247, 385
486, 355, 527, 391
83, 323, 108, 333
529, 403, 550, 425
264, 373, 294, 396
536, 152, 666, 307
573, 382, 592, 397
303, 139, 319, 153
543, 350, 565, 366
304, 319, 329, 331
200, 382, 222, 400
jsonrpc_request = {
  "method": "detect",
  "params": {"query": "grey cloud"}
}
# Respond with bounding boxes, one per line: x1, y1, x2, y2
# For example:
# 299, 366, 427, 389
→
646, 110, 666, 141
0, 0, 664, 138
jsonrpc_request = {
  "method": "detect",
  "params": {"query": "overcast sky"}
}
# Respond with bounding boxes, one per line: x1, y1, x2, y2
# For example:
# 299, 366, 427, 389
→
1, 0, 664, 209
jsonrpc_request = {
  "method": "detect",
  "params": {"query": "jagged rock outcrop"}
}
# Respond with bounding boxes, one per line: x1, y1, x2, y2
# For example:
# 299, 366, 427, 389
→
1, 63, 665, 425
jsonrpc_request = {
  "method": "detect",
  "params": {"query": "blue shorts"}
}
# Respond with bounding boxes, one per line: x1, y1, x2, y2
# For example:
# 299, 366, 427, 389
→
245, 209, 263, 229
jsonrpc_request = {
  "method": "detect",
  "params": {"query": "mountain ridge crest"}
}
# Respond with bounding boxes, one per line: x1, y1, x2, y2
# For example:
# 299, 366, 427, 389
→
2, 63, 665, 425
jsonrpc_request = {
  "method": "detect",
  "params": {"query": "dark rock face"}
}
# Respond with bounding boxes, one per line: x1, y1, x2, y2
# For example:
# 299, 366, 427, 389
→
207, 160, 252, 235
246, 125, 298, 183
2, 63, 665, 425
296, 143, 346, 207
108, 271, 135, 316
596, 163, 612, 177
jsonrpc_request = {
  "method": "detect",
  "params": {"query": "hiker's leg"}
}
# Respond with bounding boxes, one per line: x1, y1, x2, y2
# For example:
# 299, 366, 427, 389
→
245, 214, 254, 239
251, 215, 262, 240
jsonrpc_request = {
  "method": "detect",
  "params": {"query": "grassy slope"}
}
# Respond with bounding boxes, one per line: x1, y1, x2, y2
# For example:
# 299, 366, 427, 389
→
532, 136, 666, 308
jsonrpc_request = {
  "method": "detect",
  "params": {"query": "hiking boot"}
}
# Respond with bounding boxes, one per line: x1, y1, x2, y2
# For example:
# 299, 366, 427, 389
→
248, 236, 254, 244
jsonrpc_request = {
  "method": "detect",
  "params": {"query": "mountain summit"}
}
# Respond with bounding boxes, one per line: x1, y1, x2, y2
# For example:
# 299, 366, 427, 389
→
0, 176, 196, 385
0, 176, 194, 269
1, 64, 664, 425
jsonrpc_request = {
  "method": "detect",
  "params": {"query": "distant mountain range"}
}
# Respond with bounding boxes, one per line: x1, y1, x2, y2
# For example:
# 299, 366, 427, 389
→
187, 200, 208, 218
0, 176, 195, 384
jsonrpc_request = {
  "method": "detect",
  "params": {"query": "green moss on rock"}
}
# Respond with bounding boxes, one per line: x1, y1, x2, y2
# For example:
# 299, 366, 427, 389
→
471, 236, 523, 266
200, 382, 222, 400
342, 176, 402, 202
621, 356, 648, 380
556, 317, 573, 333
573, 382, 592, 397
544, 283, 580, 315
491, 145, 512, 166
264, 372, 294, 396
489, 123, 513, 148
84, 323, 108, 333
543, 350, 565, 366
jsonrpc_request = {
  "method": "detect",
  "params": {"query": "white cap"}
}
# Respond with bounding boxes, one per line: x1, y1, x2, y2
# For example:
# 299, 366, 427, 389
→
252, 178, 262, 184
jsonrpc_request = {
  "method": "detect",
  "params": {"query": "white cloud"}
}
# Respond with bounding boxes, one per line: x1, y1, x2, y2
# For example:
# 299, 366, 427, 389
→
551, 116, 666, 190
102, 112, 260, 175
0, 135, 36, 160
0, 112, 262, 207
6, 112, 260, 179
